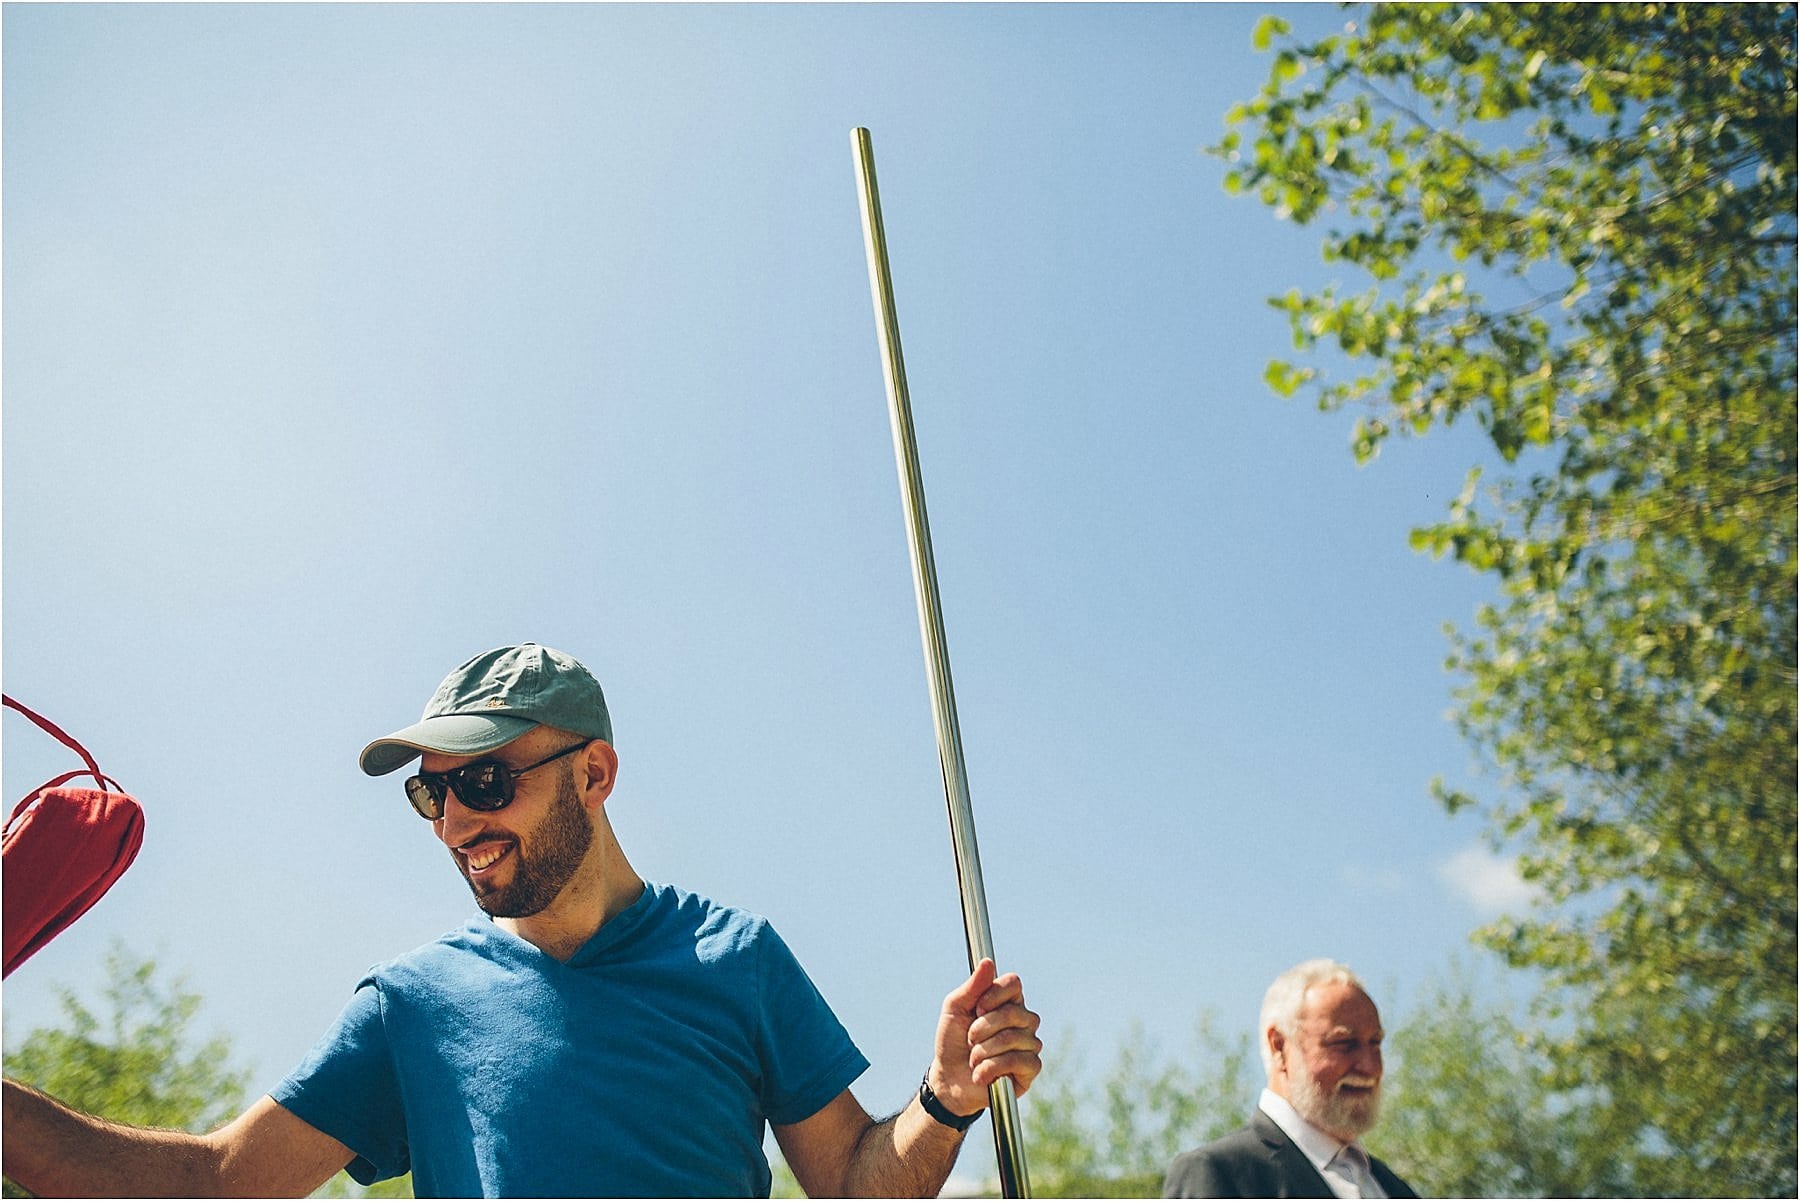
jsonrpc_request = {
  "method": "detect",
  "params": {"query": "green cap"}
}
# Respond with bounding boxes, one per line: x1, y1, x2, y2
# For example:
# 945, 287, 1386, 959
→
359, 643, 613, 776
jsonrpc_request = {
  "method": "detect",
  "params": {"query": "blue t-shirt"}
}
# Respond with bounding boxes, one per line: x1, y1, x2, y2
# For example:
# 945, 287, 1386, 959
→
271, 881, 869, 1197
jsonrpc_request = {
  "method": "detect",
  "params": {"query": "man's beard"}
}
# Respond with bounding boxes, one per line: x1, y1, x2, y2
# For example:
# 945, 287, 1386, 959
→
461, 770, 594, 919
1289, 1057, 1381, 1139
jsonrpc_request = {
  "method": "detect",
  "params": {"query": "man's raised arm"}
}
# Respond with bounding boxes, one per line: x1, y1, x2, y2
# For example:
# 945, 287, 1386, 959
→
3, 1079, 353, 1198
773, 959, 1043, 1198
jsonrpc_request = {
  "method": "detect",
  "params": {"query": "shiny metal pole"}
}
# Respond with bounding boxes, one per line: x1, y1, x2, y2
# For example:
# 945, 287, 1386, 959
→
850, 126, 1032, 1200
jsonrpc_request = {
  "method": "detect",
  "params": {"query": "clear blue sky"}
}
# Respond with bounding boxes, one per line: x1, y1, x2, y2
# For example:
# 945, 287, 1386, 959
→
3, 3, 1529, 1187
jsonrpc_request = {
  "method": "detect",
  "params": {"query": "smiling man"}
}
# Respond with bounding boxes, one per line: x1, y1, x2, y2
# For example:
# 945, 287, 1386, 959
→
1163, 960, 1417, 1199
3, 643, 1042, 1198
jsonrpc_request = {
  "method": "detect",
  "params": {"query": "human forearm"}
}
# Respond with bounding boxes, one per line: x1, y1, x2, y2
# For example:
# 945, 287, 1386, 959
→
839, 1095, 969, 1199
780, 961, 1040, 1198
3, 1078, 224, 1198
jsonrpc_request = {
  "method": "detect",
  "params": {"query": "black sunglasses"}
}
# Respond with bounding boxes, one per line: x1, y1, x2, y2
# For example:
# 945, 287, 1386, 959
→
404, 740, 592, 821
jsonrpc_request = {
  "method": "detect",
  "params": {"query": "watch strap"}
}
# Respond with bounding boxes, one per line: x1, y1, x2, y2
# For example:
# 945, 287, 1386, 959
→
918, 1073, 981, 1132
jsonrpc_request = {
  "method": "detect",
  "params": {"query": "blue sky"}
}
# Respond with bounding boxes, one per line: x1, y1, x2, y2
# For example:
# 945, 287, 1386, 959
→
3, 3, 1533, 1187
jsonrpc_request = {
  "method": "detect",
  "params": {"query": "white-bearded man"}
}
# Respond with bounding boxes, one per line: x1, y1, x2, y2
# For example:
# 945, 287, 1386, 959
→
1163, 960, 1417, 1199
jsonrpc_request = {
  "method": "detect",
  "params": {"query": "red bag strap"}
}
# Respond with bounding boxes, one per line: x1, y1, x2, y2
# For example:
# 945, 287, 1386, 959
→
3, 695, 105, 781
2, 696, 125, 833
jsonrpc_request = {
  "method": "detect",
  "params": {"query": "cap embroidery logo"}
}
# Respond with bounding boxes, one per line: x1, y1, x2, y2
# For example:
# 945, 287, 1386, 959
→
484, 699, 506, 709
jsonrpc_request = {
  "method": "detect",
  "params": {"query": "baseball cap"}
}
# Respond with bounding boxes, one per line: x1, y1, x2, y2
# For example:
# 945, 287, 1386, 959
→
359, 644, 613, 777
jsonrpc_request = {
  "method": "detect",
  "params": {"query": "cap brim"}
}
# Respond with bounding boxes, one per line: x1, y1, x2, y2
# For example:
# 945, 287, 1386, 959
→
359, 713, 538, 776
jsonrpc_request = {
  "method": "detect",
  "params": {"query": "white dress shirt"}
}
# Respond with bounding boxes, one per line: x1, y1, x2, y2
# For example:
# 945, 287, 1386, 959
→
1258, 1088, 1389, 1199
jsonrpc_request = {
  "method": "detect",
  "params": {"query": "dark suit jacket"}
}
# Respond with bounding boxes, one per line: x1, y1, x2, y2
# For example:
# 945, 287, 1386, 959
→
1162, 1109, 1418, 1198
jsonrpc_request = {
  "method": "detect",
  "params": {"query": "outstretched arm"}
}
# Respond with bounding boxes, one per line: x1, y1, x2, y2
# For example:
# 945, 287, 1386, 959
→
3, 1079, 353, 1198
774, 959, 1043, 1197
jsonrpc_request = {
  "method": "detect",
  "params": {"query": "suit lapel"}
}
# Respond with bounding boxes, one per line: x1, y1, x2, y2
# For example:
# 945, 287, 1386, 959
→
1250, 1109, 1335, 1198
1368, 1156, 1417, 1199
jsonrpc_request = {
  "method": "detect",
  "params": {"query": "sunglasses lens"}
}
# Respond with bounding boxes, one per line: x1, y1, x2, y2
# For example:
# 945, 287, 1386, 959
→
403, 763, 515, 819
455, 763, 513, 811
405, 776, 445, 820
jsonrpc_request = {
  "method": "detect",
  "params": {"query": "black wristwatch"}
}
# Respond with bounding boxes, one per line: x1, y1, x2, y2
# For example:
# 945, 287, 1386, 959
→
918, 1073, 981, 1132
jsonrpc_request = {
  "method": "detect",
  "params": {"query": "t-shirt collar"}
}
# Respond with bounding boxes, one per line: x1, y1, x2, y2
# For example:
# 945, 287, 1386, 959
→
469, 879, 655, 966
566, 879, 655, 965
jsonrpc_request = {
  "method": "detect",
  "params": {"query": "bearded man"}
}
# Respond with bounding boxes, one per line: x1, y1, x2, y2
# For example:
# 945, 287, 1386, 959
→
1162, 959, 1417, 1198
3, 643, 1042, 1198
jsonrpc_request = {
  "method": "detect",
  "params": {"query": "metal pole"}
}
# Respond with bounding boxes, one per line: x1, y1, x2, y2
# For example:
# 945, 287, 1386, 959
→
850, 126, 1032, 1200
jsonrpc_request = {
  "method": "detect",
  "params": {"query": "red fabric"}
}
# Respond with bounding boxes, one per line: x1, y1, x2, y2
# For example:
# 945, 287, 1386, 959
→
2, 696, 145, 978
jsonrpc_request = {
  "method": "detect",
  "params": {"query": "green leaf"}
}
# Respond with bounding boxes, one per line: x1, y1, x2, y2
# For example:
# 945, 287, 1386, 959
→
1262, 358, 1312, 398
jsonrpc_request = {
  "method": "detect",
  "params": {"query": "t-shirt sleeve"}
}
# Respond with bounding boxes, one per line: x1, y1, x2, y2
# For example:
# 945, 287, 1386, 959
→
269, 981, 411, 1185
754, 924, 870, 1126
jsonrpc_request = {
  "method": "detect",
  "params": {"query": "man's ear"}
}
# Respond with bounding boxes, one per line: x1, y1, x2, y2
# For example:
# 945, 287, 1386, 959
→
580, 740, 619, 806
1266, 1026, 1287, 1071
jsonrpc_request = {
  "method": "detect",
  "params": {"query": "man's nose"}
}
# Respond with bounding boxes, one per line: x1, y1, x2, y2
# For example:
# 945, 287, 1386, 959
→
434, 788, 485, 841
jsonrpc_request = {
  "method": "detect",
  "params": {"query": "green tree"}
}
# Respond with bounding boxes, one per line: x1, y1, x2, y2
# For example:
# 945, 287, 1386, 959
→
1219, 5, 1796, 1195
1378, 963, 1623, 1197
1019, 1015, 1255, 1197
4, 944, 252, 1134
2, 943, 410, 1199
3, 943, 251, 1198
